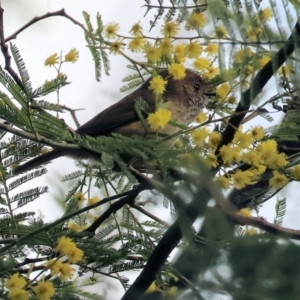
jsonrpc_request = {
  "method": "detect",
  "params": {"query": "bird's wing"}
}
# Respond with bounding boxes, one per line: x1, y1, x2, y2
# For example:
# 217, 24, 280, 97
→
76, 86, 156, 137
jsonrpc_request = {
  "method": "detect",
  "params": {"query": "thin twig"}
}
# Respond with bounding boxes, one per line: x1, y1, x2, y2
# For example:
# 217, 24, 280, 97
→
142, 4, 206, 9
130, 203, 170, 227
84, 184, 144, 233
77, 263, 128, 281
0, 121, 79, 150
60, 105, 85, 128
242, 88, 300, 124
170, 267, 205, 300
0, 3, 24, 89
0, 121, 112, 163
0, 184, 146, 255
229, 211, 300, 240
5, 9, 88, 42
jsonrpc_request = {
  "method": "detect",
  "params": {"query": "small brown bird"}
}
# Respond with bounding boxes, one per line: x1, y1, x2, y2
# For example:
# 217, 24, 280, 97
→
15, 69, 210, 174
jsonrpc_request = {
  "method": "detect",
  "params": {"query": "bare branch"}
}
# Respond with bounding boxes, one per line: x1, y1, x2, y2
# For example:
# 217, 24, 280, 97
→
0, 4, 24, 89
0, 184, 146, 255
5, 9, 88, 42
84, 184, 145, 233
229, 211, 300, 240
60, 104, 85, 128
130, 203, 170, 227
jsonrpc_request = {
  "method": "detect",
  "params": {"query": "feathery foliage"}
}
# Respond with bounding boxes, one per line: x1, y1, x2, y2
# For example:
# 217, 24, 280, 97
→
1, 1, 300, 300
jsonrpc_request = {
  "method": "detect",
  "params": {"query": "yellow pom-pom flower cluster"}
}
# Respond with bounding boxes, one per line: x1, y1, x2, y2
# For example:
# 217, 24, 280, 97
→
191, 128, 209, 146
148, 75, 168, 95
5, 273, 29, 300
147, 108, 172, 131
5, 273, 56, 300
55, 236, 84, 264
102, 16, 224, 82
188, 123, 293, 191
64, 48, 79, 63
216, 83, 231, 102
168, 63, 186, 80
162, 21, 179, 37
128, 38, 145, 52
129, 22, 143, 36
46, 259, 76, 281
44, 53, 59, 67
195, 112, 207, 123
32, 280, 55, 300
145, 45, 161, 63
187, 12, 207, 29
104, 22, 119, 39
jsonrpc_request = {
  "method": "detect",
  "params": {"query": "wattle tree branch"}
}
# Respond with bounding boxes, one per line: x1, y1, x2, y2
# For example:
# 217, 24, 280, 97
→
123, 21, 300, 300
215, 21, 300, 168
5, 9, 88, 42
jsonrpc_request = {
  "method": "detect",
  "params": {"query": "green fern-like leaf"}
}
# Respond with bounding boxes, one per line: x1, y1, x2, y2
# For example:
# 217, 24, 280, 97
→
9, 170, 47, 191
0, 89, 30, 128
0, 212, 34, 228
82, 10, 94, 32
30, 100, 66, 113
52, 294, 83, 300
32, 77, 69, 98
122, 73, 144, 82
94, 224, 116, 240
58, 282, 103, 300
28, 108, 70, 139
64, 198, 81, 216
120, 79, 144, 92
10, 44, 32, 93
149, 8, 164, 31
96, 13, 110, 76
62, 170, 85, 181
0, 256, 18, 273
99, 47, 110, 77
258, 110, 274, 123
12, 186, 48, 208
134, 97, 151, 133
274, 197, 286, 225
109, 260, 145, 273
0, 67, 29, 109
176, 10, 189, 23
83, 11, 103, 81
6, 140, 43, 164
164, 7, 176, 22
64, 179, 86, 203
113, 155, 137, 183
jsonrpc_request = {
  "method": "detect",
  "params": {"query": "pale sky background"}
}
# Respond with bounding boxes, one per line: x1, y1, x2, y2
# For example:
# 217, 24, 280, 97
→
1, 1, 300, 299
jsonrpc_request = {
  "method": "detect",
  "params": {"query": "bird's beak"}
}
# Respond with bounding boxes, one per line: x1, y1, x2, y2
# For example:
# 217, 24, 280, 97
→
204, 92, 216, 97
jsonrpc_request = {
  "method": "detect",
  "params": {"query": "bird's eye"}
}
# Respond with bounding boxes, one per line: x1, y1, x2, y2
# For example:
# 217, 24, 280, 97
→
194, 84, 200, 92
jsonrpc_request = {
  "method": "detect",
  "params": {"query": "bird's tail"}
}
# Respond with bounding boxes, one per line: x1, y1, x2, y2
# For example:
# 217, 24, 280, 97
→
14, 149, 64, 175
